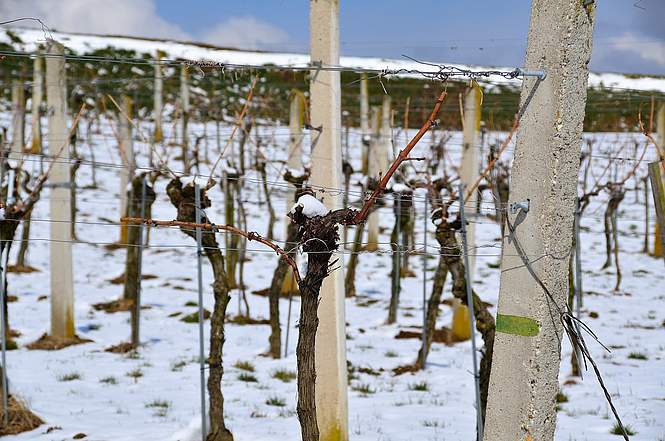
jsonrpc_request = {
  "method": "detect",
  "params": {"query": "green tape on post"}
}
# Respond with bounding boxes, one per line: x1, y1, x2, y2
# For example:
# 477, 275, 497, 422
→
496, 314, 540, 337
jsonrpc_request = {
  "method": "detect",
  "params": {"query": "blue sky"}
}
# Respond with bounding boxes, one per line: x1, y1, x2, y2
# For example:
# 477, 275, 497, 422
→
2, 0, 664, 75
154, 0, 665, 74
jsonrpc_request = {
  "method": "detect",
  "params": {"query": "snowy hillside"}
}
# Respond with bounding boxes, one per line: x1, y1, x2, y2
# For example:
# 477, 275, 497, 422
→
2, 26, 665, 93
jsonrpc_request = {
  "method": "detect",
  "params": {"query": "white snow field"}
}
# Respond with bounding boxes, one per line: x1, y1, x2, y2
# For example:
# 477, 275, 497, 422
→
0, 113, 662, 441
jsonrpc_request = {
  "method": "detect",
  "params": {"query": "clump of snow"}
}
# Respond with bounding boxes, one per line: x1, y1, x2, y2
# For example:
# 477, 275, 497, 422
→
170, 416, 203, 441
290, 194, 329, 218
190, 86, 207, 96
221, 162, 239, 175
286, 167, 306, 179
180, 176, 209, 188
391, 183, 411, 193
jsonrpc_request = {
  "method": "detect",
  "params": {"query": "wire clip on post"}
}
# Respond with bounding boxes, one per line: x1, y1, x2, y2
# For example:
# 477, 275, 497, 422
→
510, 199, 530, 214
515, 68, 547, 80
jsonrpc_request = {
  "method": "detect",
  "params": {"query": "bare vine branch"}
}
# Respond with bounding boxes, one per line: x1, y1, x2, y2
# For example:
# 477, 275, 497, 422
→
12, 103, 87, 214
638, 109, 664, 161
464, 116, 519, 201
207, 76, 259, 189
122, 216, 300, 283
352, 90, 447, 224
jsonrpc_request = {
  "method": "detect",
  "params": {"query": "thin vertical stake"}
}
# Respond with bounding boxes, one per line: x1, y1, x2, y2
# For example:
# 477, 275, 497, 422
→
0, 172, 12, 425
395, 195, 402, 302
421, 194, 428, 359
284, 289, 294, 358
573, 201, 584, 375
0, 241, 9, 426
133, 176, 146, 346
458, 183, 483, 441
194, 183, 207, 440
574, 203, 584, 309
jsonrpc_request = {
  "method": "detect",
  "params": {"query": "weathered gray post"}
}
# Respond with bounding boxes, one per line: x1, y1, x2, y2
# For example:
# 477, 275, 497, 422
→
11, 80, 25, 155
360, 73, 370, 173
119, 95, 134, 244
483, 1, 596, 440
153, 50, 164, 143
288, 90, 305, 190
652, 104, 665, 259
31, 51, 43, 154
657, 103, 664, 148
180, 65, 190, 173
131, 177, 147, 347
366, 106, 382, 251
47, 40, 75, 339
649, 161, 665, 266
309, 0, 348, 438
460, 85, 481, 275
283, 90, 305, 296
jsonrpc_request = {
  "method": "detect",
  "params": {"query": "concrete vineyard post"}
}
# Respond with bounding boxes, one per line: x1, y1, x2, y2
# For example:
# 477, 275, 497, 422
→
460, 85, 482, 275
31, 52, 43, 154
309, 0, 349, 439
483, 1, 596, 440
47, 40, 75, 339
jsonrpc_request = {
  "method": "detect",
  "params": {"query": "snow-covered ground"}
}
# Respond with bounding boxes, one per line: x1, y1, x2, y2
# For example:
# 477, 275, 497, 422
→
1, 117, 664, 441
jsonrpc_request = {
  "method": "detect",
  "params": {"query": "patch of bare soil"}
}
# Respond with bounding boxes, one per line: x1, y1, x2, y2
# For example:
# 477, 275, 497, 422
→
92, 298, 133, 313
7, 265, 40, 274
26, 333, 92, 350
395, 327, 465, 345
103, 242, 126, 251
251, 287, 300, 298
181, 309, 211, 323
0, 395, 43, 436
104, 342, 137, 353
227, 315, 270, 325
108, 273, 158, 285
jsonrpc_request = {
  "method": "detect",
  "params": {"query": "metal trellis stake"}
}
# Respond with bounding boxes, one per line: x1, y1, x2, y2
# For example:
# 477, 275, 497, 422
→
574, 202, 584, 309
284, 290, 293, 358
421, 193, 428, 360
1, 240, 9, 426
573, 201, 584, 375
194, 183, 207, 440
132, 176, 146, 346
1, 171, 14, 425
394, 194, 402, 309
458, 183, 483, 441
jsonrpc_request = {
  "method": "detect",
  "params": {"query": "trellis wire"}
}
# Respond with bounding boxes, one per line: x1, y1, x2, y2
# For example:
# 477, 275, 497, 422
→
0, 49, 545, 83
